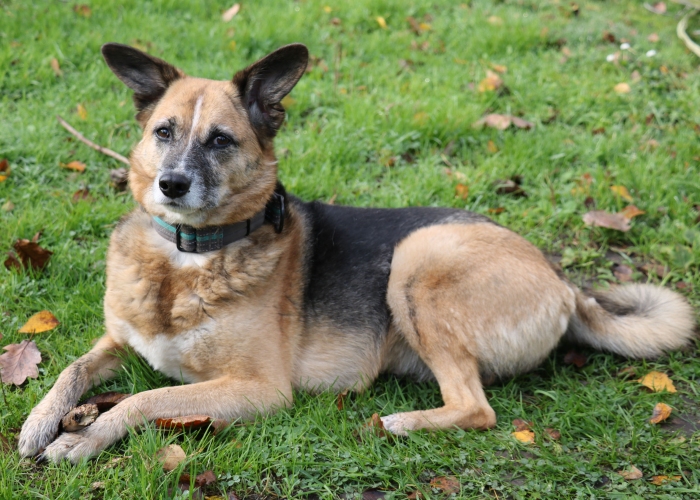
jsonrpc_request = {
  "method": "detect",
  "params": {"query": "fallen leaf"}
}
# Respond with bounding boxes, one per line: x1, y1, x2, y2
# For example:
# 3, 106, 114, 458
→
512, 419, 533, 431
0, 158, 9, 182
337, 389, 348, 410
91, 482, 104, 490
649, 2, 667, 14
62, 403, 99, 432
2, 201, 14, 212
650, 475, 681, 486
281, 95, 295, 108
376, 16, 387, 29
157, 444, 186, 471
495, 177, 527, 197
620, 205, 645, 219
618, 465, 643, 480
614, 82, 631, 94
406, 16, 422, 35
430, 476, 459, 494
490, 63, 507, 73
602, 31, 616, 43
638, 371, 676, 393
473, 114, 511, 130
19, 310, 59, 334
8, 239, 53, 271
84, 391, 131, 411
618, 366, 638, 378
488, 207, 505, 214
0, 340, 42, 385
155, 414, 214, 430
72, 188, 93, 203
73, 4, 92, 17
582, 211, 631, 231
648, 33, 659, 43
222, 3, 240, 22
564, 350, 587, 368
478, 70, 503, 93
61, 161, 86, 172
110, 168, 129, 192
363, 413, 388, 437
77, 103, 87, 120
455, 183, 469, 200
613, 263, 634, 282
50, 58, 62, 77
592, 127, 605, 135
649, 402, 673, 424
544, 428, 561, 440
610, 185, 633, 202
3, 253, 21, 271
510, 116, 534, 129
406, 491, 422, 500
512, 429, 535, 443
641, 263, 666, 278
487, 15, 503, 25
486, 140, 499, 153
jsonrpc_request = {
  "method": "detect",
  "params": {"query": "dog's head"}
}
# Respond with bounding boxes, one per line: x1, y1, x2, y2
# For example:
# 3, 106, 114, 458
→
102, 43, 308, 227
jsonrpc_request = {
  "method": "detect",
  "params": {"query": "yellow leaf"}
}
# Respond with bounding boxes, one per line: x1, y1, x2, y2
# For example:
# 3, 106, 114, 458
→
487, 15, 503, 25
455, 183, 469, 200
620, 205, 645, 220
486, 140, 499, 153
229, 40, 237, 51
419, 22, 431, 31
649, 402, 672, 424
50, 58, 62, 77
637, 371, 676, 393
323, 6, 332, 13
61, 161, 86, 172
650, 475, 681, 486
376, 16, 387, 29
77, 103, 88, 121
281, 95, 296, 108
478, 70, 503, 93
610, 185, 633, 202
490, 63, 507, 73
614, 82, 631, 94
0, 175, 7, 183
512, 430, 535, 443
19, 310, 60, 334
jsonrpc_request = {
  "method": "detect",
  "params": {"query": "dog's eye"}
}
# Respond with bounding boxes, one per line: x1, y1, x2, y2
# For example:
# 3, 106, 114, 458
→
155, 128, 171, 140
212, 135, 231, 148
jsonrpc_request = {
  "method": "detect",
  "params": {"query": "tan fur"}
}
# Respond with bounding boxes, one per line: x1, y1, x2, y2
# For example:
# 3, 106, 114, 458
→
18, 45, 696, 462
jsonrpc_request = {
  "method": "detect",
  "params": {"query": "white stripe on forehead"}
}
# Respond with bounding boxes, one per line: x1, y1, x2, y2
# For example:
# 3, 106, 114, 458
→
188, 94, 204, 144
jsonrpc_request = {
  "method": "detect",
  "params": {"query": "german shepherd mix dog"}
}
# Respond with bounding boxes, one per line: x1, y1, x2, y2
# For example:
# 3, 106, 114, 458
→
19, 43, 695, 462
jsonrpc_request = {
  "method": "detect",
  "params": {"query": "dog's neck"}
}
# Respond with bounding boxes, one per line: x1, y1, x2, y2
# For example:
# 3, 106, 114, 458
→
149, 183, 287, 253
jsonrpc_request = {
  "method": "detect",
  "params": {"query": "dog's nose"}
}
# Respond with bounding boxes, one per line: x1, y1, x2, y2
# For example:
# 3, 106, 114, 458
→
159, 173, 191, 199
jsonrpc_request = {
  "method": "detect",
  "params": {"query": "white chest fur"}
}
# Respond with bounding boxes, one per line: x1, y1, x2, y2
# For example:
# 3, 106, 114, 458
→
112, 316, 215, 383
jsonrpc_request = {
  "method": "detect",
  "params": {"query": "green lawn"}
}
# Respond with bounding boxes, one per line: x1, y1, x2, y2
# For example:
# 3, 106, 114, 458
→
1, 0, 700, 498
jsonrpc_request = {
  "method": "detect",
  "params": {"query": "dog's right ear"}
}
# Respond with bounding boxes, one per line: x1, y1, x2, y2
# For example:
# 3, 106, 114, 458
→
101, 43, 183, 123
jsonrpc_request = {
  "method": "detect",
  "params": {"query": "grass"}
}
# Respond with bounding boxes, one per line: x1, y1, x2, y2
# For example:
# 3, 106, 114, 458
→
1, 0, 700, 497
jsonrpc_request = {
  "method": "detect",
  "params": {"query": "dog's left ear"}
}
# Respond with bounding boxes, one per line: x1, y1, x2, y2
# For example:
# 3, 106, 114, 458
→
233, 43, 309, 141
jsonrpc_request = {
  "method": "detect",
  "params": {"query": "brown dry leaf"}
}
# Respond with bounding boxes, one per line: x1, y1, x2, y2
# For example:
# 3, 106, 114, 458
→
76, 103, 88, 120
72, 188, 93, 203
650, 475, 681, 486
648, 33, 659, 43
0, 158, 9, 182
544, 428, 561, 441
638, 371, 676, 393
620, 205, 645, 220
571, 173, 594, 195
155, 414, 213, 430
512, 429, 535, 443
486, 140, 499, 153
610, 185, 633, 202
62, 403, 99, 432
363, 413, 388, 437
406, 491, 422, 500
490, 63, 507, 73
19, 310, 59, 334
0, 340, 42, 385
50, 58, 62, 77
582, 211, 631, 232
512, 419, 533, 432
179, 470, 218, 488
3, 253, 21, 271
9, 239, 53, 271
406, 16, 422, 35
222, 3, 240, 22
650, 2, 667, 14
430, 476, 460, 494
618, 465, 643, 480
488, 207, 505, 214
641, 263, 666, 278
564, 350, 587, 368
510, 116, 534, 129
473, 114, 511, 130
649, 402, 672, 424
73, 4, 92, 17
478, 70, 503, 93
455, 183, 469, 200
337, 389, 348, 411
495, 177, 527, 197
157, 444, 186, 471
61, 161, 86, 172
614, 82, 631, 94
613, 263, 634, 282
84, 391, 131, 411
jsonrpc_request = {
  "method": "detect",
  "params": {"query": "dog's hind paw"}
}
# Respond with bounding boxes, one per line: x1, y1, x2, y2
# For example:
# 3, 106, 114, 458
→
380, 413, 410, 436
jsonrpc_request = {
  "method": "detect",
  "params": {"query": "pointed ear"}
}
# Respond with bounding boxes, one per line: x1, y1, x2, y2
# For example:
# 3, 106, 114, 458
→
101, 43, 184, 121
233, 43, 308, 140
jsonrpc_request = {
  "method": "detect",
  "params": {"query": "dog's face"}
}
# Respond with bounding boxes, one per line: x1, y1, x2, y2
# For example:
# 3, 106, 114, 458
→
102, 43, 308, 227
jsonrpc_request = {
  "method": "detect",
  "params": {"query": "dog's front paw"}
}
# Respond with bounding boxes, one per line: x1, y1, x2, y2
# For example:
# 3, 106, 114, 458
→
380, 413, 410, 436
18, 410, 62, 458
40, 428, 106, 464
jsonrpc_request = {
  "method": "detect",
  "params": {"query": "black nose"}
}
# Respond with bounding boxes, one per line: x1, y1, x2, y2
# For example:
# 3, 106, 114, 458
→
159, 173, 191, 199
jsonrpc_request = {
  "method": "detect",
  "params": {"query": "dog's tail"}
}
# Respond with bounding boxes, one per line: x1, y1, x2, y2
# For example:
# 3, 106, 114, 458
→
566, 283, 696, 358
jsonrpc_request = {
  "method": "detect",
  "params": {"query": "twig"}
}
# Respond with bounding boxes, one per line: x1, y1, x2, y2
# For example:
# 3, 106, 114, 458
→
677, 9, 700, 57
56, 115, 129, 166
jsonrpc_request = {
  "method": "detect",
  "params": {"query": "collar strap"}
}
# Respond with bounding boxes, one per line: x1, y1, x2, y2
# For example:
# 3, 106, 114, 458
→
152, 190, 286, 253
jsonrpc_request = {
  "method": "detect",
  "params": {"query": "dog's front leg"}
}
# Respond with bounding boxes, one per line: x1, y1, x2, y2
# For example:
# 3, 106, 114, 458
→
41, 376, 291, 463
18, 335, 124, 457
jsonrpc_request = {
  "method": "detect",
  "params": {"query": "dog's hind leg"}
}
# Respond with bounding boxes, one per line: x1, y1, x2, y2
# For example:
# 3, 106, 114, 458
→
383, 223, 573, 434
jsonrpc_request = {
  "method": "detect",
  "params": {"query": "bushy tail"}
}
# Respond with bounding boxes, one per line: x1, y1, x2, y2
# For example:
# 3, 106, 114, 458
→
567, 284, 696, 358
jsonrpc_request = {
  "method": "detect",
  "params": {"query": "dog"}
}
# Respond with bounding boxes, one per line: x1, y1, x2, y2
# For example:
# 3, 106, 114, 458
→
18, 43, 696, 463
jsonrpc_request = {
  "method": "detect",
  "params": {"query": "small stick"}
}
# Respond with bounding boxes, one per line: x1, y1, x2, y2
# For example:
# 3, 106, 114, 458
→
56, 115, 129, 166
677, 9, 700, 57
